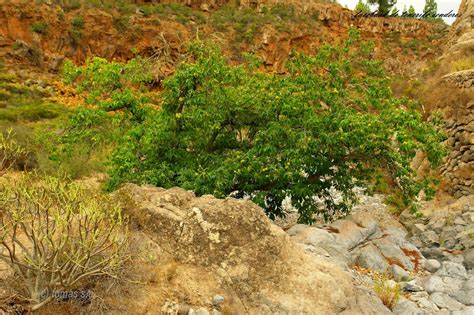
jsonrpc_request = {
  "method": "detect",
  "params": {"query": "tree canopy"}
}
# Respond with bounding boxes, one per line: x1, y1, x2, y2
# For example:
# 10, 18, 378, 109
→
367, 0, 397, 15
60, 30, 446, 223
355, 0, 371, 13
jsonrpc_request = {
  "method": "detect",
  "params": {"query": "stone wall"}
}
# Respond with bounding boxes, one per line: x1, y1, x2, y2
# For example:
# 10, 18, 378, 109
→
438, 0, 474, 198
440, 105, 474, 198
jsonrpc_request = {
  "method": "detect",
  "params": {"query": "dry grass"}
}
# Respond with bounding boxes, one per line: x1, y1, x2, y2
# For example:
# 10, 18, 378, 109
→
450, 57, 474, 72
373, 272, 401, 310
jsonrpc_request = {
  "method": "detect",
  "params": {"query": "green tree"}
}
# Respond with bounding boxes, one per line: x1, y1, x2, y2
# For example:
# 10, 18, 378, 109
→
423, 0, 437, 19
60, 31, 446, 223
402, 4, 407, 15
355, 0, 371, 13
408, 5, 416, 17
390, 6, 399, 16
423, 0, 444, 22
367, 0, 397, 15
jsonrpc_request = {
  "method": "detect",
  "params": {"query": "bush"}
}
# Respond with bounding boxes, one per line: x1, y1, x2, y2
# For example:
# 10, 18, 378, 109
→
71, 16, 85, 29
0, 102, 64, 122
113, 16, 129, 31
61, 31, 446, 223
0, 174, 129, 311
57, 0, 81, 11
30, 21, 49, 34
374, 273, 401, 310
0, 129, 31, 174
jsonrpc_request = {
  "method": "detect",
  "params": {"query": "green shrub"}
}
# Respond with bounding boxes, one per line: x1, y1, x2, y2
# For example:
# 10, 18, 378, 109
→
113, 16, 129, 31
152, 3, 205, 24
210, 4, 317, 43
0, 88, 11, 101
270, 4, 297, 20
0, 103, 64, 122
30, 21, 49, 34
61, 31, 446, 223
71, 16, 85, 29
58, 0, 81, 11
0, 129, 30, 174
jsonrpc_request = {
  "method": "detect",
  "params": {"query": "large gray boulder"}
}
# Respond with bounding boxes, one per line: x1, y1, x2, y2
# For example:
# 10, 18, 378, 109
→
114, 184, 363, 314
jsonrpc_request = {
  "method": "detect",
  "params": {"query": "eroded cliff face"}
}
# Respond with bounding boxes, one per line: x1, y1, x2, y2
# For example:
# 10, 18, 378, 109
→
437, 0, 474, 198
446, 0, 473, 48
0, 0, 444, 75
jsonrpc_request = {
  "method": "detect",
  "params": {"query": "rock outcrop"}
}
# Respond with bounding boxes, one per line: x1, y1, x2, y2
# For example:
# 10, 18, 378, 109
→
113, 184, 361, 314
443, 69, 474, 89
436, 0, 474, 198
290, 191, 474, 314
0, 0, 442, 74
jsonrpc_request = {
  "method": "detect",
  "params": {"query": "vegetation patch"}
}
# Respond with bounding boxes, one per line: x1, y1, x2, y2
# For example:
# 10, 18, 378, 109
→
0, 174, 129, 311
374, 272, 401, 310
58, 30, 446, 223
30, 20, 49, 34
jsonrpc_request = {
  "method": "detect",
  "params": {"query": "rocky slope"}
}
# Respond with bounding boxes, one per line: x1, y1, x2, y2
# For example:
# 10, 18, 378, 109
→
436, 0, 474, 198
0, 0, 444, 75
2, 182, 471, 314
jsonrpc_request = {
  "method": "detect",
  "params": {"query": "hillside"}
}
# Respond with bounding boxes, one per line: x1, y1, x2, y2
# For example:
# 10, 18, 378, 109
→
0, 0, 473, 314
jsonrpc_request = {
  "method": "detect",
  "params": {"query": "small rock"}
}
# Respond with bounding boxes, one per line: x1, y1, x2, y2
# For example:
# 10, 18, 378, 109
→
455, 306, 474, 315
454, 217, 467, 225
421, 275, 464, 294
391, 264, 410, 282
392, 299, 425, 314
448, 290, 474, 306
414, 223, 426, 233
420, 247, 445, 261
464, 248, 474, 270
417, 297, 439, 312
194, 309, 209, 315
435, 261, 468, 280
178, 305, 191, 315
409, 291, 429, 301
423, 259, 441, 273
404, 280, 424, 292
427, 218, 446, 234
429, 292, 464, 310
420, 230, 440, 247
373, 238, 414, 271
212, 295, 224, 310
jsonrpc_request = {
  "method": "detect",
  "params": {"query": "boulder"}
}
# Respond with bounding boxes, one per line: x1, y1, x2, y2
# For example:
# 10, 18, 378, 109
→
114, 184, 360, 314
435, 262, 469, 280
373, 237, 415, 271
420, 275, 463, 294
391, 264, 410, 282
329, 218, 379, 250
351, 243, 389, 273
423, 259, 441, 273
429, 292, 465, 310
403, 280, 424, 292
287, 225, 350, 269
393, 299, 426, 314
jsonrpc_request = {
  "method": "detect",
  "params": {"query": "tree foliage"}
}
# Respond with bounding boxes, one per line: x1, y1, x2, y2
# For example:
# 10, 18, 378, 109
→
422, 0, 443, 22
355, 0, 371, 13
367, 0, 397, 15
60, 30, 446, 223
